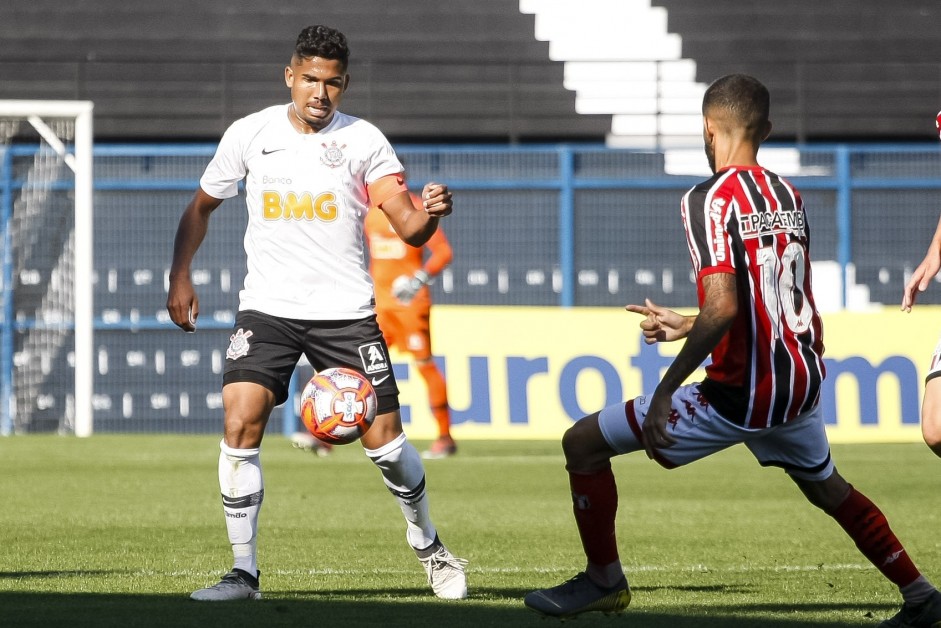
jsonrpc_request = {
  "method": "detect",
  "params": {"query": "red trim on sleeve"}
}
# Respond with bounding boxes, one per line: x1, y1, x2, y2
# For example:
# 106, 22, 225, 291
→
698, 266, 735, 281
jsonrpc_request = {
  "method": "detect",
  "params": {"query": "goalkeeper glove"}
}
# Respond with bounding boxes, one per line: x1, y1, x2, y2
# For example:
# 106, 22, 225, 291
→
391, 270, 430, 304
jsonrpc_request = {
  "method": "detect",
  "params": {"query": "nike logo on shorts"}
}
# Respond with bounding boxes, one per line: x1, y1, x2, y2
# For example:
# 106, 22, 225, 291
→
261, 147, 285, 155
371, 375, 390, 386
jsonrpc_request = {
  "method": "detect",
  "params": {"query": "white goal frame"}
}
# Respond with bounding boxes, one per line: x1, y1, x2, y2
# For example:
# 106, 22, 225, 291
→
0, 100, 94, 437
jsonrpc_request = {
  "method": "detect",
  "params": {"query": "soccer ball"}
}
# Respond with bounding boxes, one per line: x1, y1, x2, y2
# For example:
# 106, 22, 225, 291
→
300, 367, 378, 445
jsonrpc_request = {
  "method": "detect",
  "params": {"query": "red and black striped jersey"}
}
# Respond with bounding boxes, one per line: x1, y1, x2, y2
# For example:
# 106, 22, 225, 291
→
681, 165, 825, 429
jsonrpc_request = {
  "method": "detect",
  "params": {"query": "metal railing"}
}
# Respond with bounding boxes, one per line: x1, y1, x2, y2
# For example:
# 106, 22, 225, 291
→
3, 142, 941, 433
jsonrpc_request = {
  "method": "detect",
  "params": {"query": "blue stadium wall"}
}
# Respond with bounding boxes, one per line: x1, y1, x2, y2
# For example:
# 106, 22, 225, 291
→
2, 143, 941, 438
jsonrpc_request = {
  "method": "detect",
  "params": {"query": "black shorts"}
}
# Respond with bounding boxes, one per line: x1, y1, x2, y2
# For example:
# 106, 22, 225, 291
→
222, 309, 400, 412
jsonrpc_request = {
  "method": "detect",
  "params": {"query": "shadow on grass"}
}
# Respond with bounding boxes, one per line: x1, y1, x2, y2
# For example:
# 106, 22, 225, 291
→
0, 585, 894, 628
0, 569, 120, 579
622, 605, 890, 627
633, 583, 755, 594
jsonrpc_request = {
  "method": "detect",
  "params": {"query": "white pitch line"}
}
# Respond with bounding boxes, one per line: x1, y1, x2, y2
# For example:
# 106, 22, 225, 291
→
139, 563, 875, 579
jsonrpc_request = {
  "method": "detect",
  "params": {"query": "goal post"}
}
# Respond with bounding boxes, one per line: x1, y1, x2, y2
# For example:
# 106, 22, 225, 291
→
0, 100, 94, 437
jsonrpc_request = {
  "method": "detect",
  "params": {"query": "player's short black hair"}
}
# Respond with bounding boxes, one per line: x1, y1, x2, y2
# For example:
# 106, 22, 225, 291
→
293, 25, 350, 68
702, 74, 770, 134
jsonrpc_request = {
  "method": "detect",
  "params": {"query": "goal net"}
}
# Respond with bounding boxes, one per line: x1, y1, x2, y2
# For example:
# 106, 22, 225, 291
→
0, 101, 93, 436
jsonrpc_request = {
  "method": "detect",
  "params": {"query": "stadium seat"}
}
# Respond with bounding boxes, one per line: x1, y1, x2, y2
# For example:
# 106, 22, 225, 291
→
0, 1, 609, 142
651, 0, 941, 139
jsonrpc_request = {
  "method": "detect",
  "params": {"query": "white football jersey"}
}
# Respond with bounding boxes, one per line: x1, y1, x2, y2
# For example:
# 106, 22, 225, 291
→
200, 104, 403, 320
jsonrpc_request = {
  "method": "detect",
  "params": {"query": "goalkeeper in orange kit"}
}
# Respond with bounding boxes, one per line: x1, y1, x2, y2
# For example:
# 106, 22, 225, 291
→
365, 195, 456, 458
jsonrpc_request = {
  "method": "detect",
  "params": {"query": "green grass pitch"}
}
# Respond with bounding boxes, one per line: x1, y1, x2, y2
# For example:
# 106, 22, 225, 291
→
1, 435, 938, 627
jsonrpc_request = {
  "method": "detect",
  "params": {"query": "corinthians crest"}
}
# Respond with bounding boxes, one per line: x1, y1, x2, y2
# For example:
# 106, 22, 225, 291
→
226, 328, 253, 360
320, 141, 347, 168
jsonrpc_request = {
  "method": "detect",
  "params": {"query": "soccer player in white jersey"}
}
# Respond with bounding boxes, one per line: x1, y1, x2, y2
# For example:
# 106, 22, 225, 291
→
901, 111, 941, 461
166, 25, 467, 602
525, 75, 941, 627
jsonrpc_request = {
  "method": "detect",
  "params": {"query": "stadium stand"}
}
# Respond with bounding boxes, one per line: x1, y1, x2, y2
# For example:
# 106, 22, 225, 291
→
0, 0, 611, 142
520, 0, 707, 148
1, 1, 939, 144
651, 0, 941, 141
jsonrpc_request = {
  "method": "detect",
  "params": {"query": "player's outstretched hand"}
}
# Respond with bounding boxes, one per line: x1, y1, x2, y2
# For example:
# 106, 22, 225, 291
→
421, 182, 452, 218
625, 298, 690, 344
167, 277, 198, 332
902, 246, 941, 312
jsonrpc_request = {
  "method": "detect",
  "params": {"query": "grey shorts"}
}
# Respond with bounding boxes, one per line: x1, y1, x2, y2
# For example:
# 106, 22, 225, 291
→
598, 383, 834, 482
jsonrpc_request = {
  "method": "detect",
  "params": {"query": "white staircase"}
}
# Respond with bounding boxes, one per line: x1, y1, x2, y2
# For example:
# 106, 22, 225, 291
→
520, 0, 707, 148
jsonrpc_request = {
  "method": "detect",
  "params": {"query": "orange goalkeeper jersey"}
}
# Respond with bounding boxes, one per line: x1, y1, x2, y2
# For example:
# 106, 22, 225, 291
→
364, 195, 453, 309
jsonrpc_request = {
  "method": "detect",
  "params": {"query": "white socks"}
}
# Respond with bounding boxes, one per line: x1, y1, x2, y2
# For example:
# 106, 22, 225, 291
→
215, 434, 434, 576
218, 440, 263, 576
365, 433, 437, 550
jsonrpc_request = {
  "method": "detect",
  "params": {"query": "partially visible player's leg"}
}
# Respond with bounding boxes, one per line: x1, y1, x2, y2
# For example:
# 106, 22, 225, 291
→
363, 412, 436, 549
192, 382, 276, 601
795, 470, 941, 627
921, 377, 941, 458
313, 315, 467, 599
416, 357, 455, 458
562, 412, 623, 581
192, 311, 301, 601
398, 309, 456, 459
795, 468, 924, 587
757, 409, 941, 626
526, 384, 752, 619
921, 337, 941, 458
524, 410, 630, 618
314, 316, 409, 478
363, 410, 467, 599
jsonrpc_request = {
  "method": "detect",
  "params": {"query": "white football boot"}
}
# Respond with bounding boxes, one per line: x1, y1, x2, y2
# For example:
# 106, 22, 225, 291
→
190, 569, 261, 601
418, 542, 468, 600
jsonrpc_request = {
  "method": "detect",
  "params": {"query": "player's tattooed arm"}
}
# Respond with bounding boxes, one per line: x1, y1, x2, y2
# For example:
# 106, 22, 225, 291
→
653, 272, 737, 396
641, 272, 737, 455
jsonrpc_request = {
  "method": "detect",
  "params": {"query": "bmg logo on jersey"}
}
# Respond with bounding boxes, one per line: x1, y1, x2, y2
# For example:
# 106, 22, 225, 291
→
359, 341, 390, 375
262, 191, 338, 221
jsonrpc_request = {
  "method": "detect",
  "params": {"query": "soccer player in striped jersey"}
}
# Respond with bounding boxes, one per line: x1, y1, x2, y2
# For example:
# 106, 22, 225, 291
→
900, 110, 941, 461
365, 198, 457, 459
525, 74, 941, 627
167, 25, 466, 602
